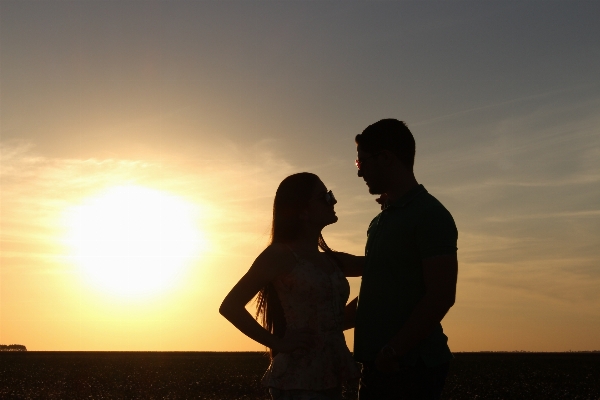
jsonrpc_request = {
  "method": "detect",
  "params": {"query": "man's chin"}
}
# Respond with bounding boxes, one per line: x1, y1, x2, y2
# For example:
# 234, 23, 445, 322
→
364, 179, 384, 195
367, 186, 383, 195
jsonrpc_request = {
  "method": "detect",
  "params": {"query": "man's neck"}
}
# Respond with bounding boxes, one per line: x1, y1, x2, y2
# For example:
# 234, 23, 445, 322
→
384, 176, 419, 202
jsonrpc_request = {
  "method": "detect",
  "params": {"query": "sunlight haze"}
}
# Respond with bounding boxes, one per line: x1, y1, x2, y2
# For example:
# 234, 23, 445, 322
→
63, 185, 206, 298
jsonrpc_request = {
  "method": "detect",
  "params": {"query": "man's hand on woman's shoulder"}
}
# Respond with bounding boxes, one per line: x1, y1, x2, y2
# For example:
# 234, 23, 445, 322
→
333, 252, 364, 277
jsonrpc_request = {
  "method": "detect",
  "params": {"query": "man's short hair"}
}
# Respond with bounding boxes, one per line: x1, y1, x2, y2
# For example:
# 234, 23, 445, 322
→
355, 119, 415, 171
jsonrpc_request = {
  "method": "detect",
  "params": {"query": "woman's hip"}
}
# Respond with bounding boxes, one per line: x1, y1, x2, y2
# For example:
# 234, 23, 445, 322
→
269, 386, 343, 400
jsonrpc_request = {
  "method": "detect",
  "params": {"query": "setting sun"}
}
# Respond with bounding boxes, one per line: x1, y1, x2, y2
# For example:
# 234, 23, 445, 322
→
63, 185, 206, 298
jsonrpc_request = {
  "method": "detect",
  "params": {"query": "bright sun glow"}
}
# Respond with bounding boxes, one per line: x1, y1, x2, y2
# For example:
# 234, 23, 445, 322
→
64, 185, 206, 297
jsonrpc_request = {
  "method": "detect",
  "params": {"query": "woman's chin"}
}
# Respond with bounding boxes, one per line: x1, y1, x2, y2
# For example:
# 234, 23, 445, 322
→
321, 214, 338, 228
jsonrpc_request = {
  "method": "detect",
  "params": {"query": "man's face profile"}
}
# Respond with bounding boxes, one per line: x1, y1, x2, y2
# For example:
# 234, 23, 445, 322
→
356, 146, 386, 195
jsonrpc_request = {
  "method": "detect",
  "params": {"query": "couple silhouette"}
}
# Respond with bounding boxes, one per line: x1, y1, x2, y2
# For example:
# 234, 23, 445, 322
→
220, 119, 458, 400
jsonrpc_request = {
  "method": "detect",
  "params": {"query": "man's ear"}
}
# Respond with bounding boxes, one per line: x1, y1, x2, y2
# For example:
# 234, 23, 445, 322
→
378, 150, 395, 167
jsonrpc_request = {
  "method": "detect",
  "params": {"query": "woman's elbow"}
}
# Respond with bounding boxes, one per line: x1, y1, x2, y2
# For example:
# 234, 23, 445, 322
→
219, 299, 235, 319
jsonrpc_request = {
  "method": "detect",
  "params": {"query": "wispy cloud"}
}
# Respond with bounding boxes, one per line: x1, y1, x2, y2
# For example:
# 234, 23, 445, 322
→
0, 140, 299, 272
484, 210, 600, 222
413, 82, 600, 128
410, 92, 600, 337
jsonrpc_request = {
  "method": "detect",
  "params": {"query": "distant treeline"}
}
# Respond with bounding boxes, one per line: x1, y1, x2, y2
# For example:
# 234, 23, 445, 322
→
472, 350, 600, 353
0, 344, 27, 351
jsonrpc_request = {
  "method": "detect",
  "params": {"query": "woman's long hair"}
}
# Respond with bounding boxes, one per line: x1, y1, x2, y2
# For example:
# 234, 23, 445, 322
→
255, 173, 337, 358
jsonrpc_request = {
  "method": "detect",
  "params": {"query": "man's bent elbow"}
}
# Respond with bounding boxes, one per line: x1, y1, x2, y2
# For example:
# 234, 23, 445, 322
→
441, 295, 455, 316
444, 292, 456, 309
448, 292, 456, 307
432, 293, 455, 316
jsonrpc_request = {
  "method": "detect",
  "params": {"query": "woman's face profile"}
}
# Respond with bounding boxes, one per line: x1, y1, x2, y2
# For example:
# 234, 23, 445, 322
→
305, 180, 338, 229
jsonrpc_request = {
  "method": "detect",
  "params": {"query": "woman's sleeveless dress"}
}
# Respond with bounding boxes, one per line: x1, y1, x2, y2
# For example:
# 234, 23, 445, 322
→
261, 251, 360, 391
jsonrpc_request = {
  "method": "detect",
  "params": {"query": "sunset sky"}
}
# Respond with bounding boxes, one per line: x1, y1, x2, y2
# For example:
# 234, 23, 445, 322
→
1, 1, 599, 352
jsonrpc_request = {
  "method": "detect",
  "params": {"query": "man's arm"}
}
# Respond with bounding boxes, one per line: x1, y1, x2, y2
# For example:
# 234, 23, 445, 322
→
333, 252, 364, 277
343, 296, 358, 330
376, 254, 457, 370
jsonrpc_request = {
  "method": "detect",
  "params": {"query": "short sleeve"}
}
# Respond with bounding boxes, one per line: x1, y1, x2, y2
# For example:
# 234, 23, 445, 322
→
366, 214, 380, 236
416, 202, 458, 259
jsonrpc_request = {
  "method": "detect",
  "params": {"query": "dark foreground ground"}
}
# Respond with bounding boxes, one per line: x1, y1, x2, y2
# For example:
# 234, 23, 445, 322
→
1, 352, 599, 399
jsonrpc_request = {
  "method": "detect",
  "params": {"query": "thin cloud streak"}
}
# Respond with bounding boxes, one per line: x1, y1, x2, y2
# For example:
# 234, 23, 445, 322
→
485, 210, 600, 222
413, 82, 600, 127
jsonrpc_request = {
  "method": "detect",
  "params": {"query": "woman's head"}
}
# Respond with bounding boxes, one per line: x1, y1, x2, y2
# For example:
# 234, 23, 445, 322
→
271, 172, 338, 243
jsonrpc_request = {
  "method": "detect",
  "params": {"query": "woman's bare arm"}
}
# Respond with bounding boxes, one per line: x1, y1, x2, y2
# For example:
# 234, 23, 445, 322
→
219, 244, 315, 353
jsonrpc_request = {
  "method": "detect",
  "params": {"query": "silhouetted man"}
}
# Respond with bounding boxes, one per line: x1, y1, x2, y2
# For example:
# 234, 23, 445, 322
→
353, 119, 458, 399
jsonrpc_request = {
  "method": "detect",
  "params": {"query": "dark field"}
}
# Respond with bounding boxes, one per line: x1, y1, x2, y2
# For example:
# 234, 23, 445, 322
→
1, 352, 599, 399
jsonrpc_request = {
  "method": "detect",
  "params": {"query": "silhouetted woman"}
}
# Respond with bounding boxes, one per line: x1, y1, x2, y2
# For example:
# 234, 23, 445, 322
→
220, 172, 362, 400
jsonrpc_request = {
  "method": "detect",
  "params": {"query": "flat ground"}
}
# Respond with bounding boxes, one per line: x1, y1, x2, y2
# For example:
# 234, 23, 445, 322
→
1, 352, 599, 399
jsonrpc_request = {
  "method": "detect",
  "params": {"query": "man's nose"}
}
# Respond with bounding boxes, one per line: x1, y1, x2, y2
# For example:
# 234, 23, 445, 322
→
357, 169, 363, 178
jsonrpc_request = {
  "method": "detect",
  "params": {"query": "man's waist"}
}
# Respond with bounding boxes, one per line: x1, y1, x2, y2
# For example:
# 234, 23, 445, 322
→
360, 353, 424, 372
354, 324, 449, 364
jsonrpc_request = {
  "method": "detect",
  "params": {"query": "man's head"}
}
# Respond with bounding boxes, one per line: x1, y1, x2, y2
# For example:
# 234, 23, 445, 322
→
355, 119, 416, 195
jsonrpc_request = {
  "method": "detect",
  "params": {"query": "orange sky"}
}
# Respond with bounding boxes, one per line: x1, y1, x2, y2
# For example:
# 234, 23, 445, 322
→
1, 1, 599, 352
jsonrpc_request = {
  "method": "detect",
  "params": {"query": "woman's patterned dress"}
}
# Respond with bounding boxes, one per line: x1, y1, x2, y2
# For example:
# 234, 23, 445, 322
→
261, 250, 360, 392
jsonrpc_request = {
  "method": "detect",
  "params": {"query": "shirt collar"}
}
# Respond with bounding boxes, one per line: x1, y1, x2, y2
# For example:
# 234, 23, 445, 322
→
383, 184, 427, 210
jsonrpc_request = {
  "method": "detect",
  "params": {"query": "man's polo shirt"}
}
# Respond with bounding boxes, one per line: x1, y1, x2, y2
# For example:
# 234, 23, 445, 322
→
354, 184, 457, 367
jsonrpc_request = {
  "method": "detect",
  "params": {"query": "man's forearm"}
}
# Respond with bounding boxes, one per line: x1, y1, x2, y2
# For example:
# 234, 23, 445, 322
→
343, 297, 358, 330
386, 254, 458, 357
388, 294, 453, 356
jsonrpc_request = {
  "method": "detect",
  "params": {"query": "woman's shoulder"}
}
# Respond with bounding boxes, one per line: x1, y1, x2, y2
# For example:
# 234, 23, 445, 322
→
261, 242, 296, 259
252, 243, 297, 278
